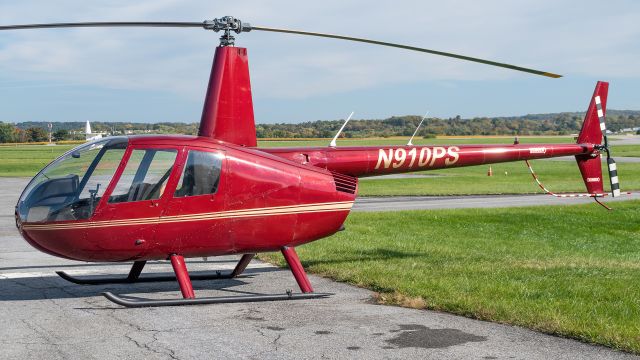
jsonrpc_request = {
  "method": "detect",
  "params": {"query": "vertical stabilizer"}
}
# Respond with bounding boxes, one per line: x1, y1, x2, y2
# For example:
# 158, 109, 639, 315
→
577, 81, 608, 144
575, 81, 609, 194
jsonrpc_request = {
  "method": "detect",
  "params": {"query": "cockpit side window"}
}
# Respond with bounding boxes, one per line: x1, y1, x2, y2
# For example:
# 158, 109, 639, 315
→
174, 150, 223, 198
109, 149, 178, 203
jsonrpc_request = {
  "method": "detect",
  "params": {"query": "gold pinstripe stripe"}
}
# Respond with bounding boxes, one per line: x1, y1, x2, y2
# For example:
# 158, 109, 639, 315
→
21, 201, 354, 231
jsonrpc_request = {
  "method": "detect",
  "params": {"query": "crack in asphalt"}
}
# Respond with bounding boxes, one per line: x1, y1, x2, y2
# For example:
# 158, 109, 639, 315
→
19, 319, 68, 359
273, 333, 282, 352
72, 301, 187, 360
123, 330, 179, 360
253, 325, 286, 357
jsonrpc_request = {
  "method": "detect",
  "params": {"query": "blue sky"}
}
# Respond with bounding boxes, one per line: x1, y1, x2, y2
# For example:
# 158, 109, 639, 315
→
1, 1, 639, 123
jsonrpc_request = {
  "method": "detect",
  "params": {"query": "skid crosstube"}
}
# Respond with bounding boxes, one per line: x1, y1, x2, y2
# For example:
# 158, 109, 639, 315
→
56, 254, 255, 285
103, 291, 331, 308
55, 270, 242, 285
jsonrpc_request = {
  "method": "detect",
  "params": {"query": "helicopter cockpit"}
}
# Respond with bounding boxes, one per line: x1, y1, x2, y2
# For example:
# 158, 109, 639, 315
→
17, 137, 128, 223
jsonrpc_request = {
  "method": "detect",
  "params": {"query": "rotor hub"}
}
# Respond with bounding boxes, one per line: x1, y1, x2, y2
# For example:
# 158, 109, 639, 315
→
203, 16, 251, 46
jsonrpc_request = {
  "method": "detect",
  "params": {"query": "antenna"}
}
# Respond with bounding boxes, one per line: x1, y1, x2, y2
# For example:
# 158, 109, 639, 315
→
329, 111, 354, 147
407, 112, 428, 146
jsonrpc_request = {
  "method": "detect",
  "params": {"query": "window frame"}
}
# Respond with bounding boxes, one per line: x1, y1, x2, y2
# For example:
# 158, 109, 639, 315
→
98, 145, 184, 210
173, 148, 225, 199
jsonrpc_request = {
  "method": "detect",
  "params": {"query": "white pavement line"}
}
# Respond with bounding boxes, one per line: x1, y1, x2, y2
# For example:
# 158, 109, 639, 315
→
0, 262, 276, 279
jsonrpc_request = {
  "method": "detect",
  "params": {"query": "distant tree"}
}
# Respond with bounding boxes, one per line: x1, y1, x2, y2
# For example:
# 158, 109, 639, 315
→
26, 127, 48, 142
0, 122, 16, 143
13, 128, 27, 143
53, 129, 70, 141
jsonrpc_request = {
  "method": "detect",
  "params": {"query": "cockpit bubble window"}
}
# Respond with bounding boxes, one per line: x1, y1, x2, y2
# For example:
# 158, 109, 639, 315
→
109, 149, 177, 203
17, 137, 128, 223
174, 150, 223, 197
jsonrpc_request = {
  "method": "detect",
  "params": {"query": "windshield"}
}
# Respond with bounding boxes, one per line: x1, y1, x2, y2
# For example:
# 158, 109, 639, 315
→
17, 137, 128, 223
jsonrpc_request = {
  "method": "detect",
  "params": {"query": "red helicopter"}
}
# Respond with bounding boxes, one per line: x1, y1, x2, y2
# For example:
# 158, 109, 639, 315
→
3, 17, 622, 307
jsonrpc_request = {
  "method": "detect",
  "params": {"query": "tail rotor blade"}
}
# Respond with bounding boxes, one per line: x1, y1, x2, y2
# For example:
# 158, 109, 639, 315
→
593, 93, 621, 198
607, 157, 620, 197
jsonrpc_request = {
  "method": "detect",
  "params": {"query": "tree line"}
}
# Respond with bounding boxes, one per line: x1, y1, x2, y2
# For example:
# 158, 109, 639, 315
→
1, 110, 639, 143
255, 110, 640, 138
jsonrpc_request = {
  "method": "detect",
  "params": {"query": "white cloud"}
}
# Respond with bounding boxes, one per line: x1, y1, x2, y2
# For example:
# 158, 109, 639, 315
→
1, 0, 639, 102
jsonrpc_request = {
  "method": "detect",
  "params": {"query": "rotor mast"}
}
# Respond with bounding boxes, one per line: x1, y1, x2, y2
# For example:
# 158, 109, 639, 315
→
202, 16, 252, 47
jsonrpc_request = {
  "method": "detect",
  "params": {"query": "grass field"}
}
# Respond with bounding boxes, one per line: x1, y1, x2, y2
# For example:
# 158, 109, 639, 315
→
1, 139, 639, 195
0, 144, 75, 177
260, 201, 640, 353
612, 144, 640, 157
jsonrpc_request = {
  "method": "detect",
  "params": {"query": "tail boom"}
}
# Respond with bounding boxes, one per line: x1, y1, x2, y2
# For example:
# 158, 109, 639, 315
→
263, 143, 596, 177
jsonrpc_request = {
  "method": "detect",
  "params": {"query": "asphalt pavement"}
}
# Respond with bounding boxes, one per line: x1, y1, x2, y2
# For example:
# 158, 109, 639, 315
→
1, 177, 637, 359
611, 135, 640, 145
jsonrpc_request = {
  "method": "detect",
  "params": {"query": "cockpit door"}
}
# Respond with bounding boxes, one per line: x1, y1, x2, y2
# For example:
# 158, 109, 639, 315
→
88, 145, 181, 260
155, 147, 230, 257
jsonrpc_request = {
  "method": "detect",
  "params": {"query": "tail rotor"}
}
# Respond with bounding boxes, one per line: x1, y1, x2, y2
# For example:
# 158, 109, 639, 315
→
524, 82, 630, 210
594, 95, 621, 198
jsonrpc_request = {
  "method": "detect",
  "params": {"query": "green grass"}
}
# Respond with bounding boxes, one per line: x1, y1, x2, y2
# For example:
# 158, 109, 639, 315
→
611, 144, 640, 157
0, 145, 75, 176
260, 201, 640, 353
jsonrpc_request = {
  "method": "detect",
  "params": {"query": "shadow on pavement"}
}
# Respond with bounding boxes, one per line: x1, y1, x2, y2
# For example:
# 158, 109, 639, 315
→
0, 267, 280, 302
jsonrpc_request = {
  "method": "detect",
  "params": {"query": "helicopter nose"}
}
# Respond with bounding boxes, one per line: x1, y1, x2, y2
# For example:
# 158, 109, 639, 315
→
19, 230, 65, 259
18, 226, 82, 261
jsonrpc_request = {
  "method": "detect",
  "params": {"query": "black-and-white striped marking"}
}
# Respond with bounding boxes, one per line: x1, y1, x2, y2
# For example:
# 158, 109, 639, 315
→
608, 158, 620, 197
595, 96, 606, 132
595, 95, 622, 197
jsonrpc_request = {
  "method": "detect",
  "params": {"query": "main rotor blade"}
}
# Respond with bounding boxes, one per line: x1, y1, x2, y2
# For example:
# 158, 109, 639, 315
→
0, 20, 562, 78
251, 25, 562, 78
0, 22, 204, 31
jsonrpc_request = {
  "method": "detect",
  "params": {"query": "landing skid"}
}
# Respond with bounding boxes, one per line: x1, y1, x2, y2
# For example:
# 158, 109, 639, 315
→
59, 249, 323, 307
103, 291, 331, 308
